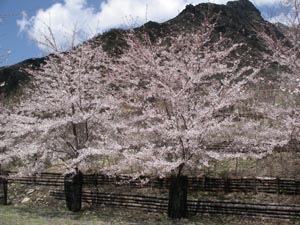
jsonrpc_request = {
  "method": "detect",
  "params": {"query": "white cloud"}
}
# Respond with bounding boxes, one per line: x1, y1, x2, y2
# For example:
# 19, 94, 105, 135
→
259, 0, 297, 25
268, 10, 299, 26
251, 0, 281, 5
17, 11, 30, 32
268, 12, 294, 25
17, 0, 98, 52
17, 0, 284, 52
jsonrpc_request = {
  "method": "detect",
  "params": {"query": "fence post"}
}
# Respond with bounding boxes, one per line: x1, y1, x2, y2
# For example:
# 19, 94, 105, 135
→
157, 177, 164, 189
253, 177, 257, 194
168, 175, 188, 219
276, 177, 280, 195
224, 177, 231, 193
91, 173, 98, 206
203, 175, 206, 192
0, 177, 8, 205
64, 168, 83, 212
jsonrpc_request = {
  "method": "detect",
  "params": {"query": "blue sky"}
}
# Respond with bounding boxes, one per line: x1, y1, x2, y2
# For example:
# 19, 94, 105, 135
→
0, 0, 101, 66
0, 0, 63, 66
0, 0, 292, 67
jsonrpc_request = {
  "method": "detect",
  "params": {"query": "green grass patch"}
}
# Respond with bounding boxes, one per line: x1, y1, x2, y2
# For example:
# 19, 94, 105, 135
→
0, 204, 298, 225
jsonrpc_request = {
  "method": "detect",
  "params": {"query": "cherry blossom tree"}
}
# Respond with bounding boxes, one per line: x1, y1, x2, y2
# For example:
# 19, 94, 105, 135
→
0, 40, 121, 174
99, 20, 291, 218
105, 21, 290, 179
0, 9, 293, 178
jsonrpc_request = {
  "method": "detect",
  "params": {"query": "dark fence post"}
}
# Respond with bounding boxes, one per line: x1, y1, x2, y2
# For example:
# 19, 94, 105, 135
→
168, 175, 188, 219
253, 177, 257, 194
0, 177, 8, 205
64, 168, 83, 212
3, 178, 7, 205
158, 177, 164, 189
91, 173, 98, 206
276, 177, 280, 195
203, 175, 207, 192
224, 177, 231, 193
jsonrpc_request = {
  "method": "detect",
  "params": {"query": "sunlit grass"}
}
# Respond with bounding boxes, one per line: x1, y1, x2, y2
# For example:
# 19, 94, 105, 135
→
0, 204, 298, 225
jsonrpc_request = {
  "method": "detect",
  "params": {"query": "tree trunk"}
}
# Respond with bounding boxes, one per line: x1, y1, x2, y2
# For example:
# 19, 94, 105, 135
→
0, 178, 8, 205
64, 169, 83, 212
168, 175, 188, 218
224, 177, 231, 193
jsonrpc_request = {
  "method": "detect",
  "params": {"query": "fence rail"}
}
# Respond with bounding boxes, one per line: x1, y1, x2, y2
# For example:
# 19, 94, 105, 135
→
50, 190, 300, 218
5, 173, 300, 195
6, 172, 64, 186
188, 176, 300, 194
4, 172, 300, 218
50, 190, 168, 213
187, 200, 300, 219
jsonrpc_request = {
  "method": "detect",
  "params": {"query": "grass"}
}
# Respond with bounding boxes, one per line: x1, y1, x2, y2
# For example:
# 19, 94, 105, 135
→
0, 205, 103, 225
0, 204, 162, 225
0, 204, 299, 225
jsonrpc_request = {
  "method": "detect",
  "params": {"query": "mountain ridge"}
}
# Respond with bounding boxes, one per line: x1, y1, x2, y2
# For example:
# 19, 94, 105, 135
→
0, 0, 288, 97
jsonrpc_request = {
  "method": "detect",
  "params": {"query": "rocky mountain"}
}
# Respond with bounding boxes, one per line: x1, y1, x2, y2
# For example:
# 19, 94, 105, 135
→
0, 58, 44, 96
0, 0, 289, 98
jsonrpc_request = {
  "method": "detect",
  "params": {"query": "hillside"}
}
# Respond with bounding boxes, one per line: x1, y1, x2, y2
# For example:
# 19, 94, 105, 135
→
0, 0, 298, 176
0, 0, 288, 97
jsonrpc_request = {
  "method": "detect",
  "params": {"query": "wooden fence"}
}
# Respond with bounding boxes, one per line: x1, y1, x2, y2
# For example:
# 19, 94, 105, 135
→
6, 172, 64, 186
51, 190, 168, 213
188, 176, 300, 194
4, 172, 300, 218
5, 173, 300, 195
50, 190, 300, 218
187, 200, 300, 219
